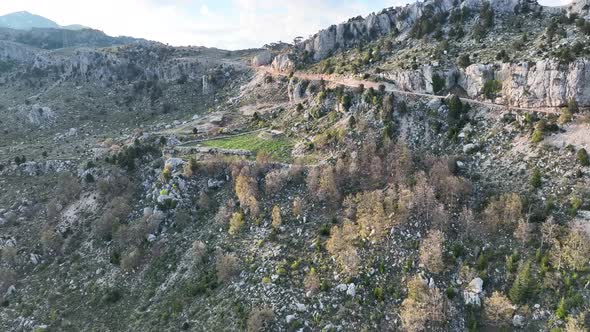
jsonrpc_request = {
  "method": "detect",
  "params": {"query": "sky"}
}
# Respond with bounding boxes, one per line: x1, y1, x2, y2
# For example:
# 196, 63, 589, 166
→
0, 0, 573, 50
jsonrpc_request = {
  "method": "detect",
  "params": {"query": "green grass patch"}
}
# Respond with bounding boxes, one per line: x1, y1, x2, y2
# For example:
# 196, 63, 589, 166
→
201, 133, 294, 162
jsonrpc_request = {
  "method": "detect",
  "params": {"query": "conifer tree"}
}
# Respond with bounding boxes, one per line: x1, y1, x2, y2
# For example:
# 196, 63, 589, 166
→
509, 261, 533, 304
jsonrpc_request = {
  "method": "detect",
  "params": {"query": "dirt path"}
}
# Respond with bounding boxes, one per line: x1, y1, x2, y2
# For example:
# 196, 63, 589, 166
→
259, 67, 560, 115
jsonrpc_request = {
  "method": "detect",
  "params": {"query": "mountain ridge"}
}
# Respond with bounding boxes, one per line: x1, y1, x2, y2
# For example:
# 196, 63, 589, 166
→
0, 11, 88, 31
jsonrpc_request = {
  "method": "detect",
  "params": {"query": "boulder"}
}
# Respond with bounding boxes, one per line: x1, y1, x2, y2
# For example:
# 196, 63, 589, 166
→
286, 314, 297, 324
295, 303, 307, 312
346, 283, 356, 297
30, 253, 41, 265
463, 278, 484, 306
463, 143, 479, 154
207, 178, 225, 189
165, 158, 185, 170
251, 50, 273, 67
427, 99, 442, 111
512, 314, 525, 328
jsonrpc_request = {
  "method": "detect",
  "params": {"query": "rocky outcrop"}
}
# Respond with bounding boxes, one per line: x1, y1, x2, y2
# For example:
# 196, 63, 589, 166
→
378, 59, 590, 107
251, 50, 272, 67
0, 40, 38, 62
299, 0, 532, 61
459, 64, 495, 97
271, 54, 294, 73
497, 60, 590, 107
568, 0, 590, 18
463, 278, 484, 306
26, 105, 57, 128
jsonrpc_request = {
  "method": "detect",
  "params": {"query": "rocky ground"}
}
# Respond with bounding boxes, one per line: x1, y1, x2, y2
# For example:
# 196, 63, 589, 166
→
1, 0, 590, 331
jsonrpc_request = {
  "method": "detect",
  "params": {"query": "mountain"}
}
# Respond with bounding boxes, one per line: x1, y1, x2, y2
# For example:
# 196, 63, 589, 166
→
0, 27, 147, 50
0, 11, 86, 31
62, 24, 91, 31
1, 1, 590, 331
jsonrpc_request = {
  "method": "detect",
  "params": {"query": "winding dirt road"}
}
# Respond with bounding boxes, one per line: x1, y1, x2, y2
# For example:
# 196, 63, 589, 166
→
259, 67, 560, 115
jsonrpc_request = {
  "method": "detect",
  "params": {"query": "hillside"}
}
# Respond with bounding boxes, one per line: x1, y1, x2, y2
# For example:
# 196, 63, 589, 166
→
1, 0, 590, 331
0, 11, 86, 31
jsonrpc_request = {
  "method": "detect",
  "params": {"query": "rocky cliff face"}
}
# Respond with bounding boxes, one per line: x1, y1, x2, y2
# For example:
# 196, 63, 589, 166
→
379, 59, 590, 107
498, 60, 590, 107
568, 0, 590, 18
26, 45, 239, 84
299, 0, 532, 61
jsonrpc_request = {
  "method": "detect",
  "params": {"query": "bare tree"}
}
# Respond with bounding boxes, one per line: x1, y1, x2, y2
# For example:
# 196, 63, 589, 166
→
483, 292, 514, 327
419, 230, 445, 273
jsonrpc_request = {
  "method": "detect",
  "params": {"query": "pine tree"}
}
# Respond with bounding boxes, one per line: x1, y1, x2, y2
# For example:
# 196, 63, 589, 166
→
509, 261, 533, 304
530, 168, 542, 188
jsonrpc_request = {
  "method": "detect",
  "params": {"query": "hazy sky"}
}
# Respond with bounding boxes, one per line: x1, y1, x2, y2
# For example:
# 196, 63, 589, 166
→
0, 0, 572, 50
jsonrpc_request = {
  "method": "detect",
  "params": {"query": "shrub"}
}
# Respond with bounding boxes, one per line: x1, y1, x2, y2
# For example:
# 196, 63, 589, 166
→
559, 108, 573, 124
101, 288, 122, 304
229, 212, 245, 236
561, 228, 590, 271
94, 199, 131, 240
556, 297, 567, 320
340, 94, 352, 112
120, 246, 142, 272
85, 173, 95, 183
292, 197, 303, 218
247, 307, 275, 332
432, 74, 446, 95
40, 227, 62, 254
458, 54, 471, 68
447, 95, 464, 126
483, 80, 502, 99
160, 164, 173, 183
97, 173, 131, 201
373, 287, 385, 301
484, 292, 514, 327
214, 202, 234, 225
304, 268, 320, 297
568, 98, 579, 113
215, 252, 239, 283
183, 157, 198, 177
529, 168, 542, 188
564, 313, 587, 332
0, 269, 16, 295
265, 169, 288, 194
191, 240, 207, 264
55, 173, 81, 204
271, 205, 281, 230
1, 247, 17, 266
531, 126, 544, 144
577, 149, 589, 166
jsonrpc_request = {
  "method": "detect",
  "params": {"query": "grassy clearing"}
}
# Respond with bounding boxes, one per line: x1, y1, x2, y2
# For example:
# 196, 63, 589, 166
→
200, 132, 294, 162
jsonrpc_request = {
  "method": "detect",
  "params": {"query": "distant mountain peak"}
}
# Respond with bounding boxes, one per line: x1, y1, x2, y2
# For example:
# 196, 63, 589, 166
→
0, 11, 88, 31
